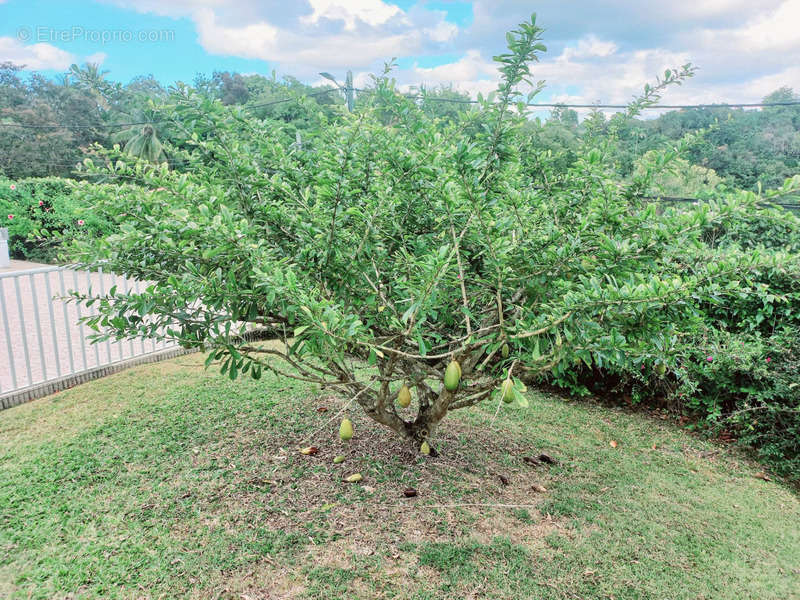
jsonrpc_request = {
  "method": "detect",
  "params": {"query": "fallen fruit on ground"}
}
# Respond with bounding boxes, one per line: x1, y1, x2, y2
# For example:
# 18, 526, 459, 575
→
299, 446, 319, 455
344, 473, 362, 483
333, 455, 345, 464
420, 441, 431, 456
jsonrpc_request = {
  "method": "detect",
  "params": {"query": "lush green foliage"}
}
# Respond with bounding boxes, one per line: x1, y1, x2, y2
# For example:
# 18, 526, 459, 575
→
540, 87, 800, 192
62, 15, 800, 482
0, 177, 113, 262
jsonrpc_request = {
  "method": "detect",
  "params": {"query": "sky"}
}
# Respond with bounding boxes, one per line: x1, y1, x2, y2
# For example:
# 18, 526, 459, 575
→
1, 0, 798, 113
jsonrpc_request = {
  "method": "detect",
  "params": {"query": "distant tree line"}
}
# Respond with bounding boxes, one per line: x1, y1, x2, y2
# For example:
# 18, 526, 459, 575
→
1, 61, 798, 192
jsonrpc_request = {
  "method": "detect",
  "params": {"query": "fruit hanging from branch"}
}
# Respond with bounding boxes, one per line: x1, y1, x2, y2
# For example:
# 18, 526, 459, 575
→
339, 418, 354, 442
398, 384, 412, 408
444, 361, 461, 392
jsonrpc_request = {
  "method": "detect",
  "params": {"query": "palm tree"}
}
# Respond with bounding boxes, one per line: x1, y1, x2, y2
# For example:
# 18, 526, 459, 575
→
68, 63, 113, 109
116, 123, 166, 164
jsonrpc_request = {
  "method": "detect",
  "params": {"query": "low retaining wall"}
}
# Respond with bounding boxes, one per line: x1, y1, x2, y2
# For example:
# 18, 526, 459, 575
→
0, 346, 198, 411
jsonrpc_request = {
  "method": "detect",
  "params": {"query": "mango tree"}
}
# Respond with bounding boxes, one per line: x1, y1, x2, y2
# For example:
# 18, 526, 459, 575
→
70, 15, 795, 453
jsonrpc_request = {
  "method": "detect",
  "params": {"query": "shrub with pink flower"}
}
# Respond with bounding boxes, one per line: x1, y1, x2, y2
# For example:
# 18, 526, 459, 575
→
1, 176, 113, 261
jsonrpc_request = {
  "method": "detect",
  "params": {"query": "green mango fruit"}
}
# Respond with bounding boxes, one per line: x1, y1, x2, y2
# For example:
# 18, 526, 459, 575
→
398, 384, 412, 408
333, 455, 345, 464
501, 379, 515, 403
420, 441, 431, 456
339, 418, 353, 442
344, 473, 362, 483
501, 343, 510, 358
444, 361, 461, 391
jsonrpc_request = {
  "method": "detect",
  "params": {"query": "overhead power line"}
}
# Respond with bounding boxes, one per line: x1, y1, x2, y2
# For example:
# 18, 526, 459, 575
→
0, 88, 338, 130
395, 93, 800, 110
1, 85, 798, 130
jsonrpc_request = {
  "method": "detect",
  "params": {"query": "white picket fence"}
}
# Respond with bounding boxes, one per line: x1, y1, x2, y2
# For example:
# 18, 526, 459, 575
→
0, 263, 179, 408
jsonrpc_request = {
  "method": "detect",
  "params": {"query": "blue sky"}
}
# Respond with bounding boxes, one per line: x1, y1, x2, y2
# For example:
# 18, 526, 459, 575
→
1, 0, 798, 112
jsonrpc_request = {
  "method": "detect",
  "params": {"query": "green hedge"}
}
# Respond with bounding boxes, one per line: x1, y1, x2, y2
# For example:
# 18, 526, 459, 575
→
0, 177, 113, 263
551, 202, 800, 484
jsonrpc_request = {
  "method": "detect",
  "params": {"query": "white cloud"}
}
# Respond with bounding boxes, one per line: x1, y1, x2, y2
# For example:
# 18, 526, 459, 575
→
300, 0, 402, 29
562, 36, 618, 60
98, 0, 457, 77
192, 7, 431, 73
85, 52, 108, 65
0, 37, 75, 70
399, 49, 498, 97
538, 44, 692, 104
91, 0, 800, 108
687, 0, 800, 56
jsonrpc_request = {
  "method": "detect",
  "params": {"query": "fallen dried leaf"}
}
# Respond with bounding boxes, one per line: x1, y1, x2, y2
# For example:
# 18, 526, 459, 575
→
523, 456, 543, 467
755, 472, 771, 481
316, 406, 329, 413
538, 453, 558, 465
299, 446, 319, 455
531, 484, 547, 493
498, 474, 510, 486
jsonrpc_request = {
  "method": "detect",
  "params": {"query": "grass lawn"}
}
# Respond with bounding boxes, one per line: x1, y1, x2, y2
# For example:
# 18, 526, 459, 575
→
1, 351, 798, 599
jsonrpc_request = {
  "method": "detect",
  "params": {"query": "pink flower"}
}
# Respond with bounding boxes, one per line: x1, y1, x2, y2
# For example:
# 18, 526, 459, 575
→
766, 357, 771, 363
9, 184, 16, 191
706, 356, 713, 363
38, 200, 44, 206
77, 219, 85, 226
641, 364, 645, 370
7, 214, 13, 220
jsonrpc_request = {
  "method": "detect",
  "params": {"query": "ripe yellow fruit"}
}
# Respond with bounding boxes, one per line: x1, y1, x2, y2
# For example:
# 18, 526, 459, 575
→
420, 441, 431, 455
339, 418, 353, 442
501, 379, 515, 403
344, 473, 362, 483
398, 384, 412, 408
444, 361, 461, 391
